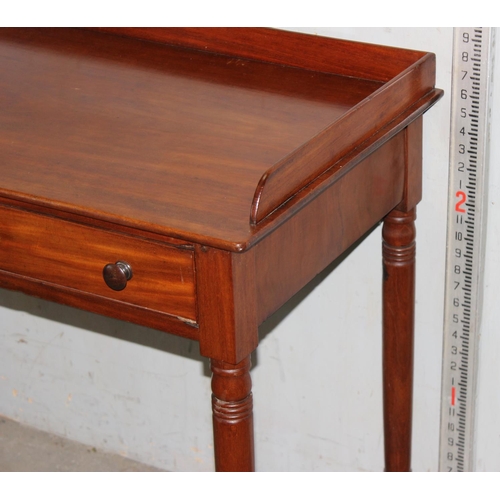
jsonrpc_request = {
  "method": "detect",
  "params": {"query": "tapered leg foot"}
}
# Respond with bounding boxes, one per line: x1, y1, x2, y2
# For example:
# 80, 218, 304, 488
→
382, 208, 416, 472
211, 355, 255, 471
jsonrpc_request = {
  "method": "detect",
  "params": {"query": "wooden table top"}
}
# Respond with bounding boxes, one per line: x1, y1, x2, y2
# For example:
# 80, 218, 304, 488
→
0, 28, 438, 251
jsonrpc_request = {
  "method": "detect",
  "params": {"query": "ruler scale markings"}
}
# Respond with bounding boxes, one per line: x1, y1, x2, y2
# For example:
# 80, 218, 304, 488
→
438, 28, 494, 472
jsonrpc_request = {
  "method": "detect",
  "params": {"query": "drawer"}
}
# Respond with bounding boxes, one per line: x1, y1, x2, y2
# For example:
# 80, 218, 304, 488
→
0, 205, 197, 322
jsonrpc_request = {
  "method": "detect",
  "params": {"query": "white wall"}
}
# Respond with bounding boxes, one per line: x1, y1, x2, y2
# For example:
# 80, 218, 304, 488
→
0, 27, 498, 472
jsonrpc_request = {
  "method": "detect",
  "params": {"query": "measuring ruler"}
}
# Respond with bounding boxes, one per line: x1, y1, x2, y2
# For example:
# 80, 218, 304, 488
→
438, 27, 495, 472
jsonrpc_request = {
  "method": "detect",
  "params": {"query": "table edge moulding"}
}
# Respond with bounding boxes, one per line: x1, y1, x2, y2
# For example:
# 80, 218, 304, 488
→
0, 27, 443, 471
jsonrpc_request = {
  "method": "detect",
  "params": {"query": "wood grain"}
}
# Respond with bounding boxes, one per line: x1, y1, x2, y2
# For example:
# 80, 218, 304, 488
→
250, 58, 437, 224
0, 204, 197, 322
382, 208, 416, 472
196, 245, 258, 364
255, 131, 406, 323
211, 356, 254, 472
397, 117, 424, 212
92, 28, 427, 82
0, 269, 199, 340
0, 28, 381, 250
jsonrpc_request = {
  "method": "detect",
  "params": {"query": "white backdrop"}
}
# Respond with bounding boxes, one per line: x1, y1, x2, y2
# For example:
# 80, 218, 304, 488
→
1, 27, 499, 471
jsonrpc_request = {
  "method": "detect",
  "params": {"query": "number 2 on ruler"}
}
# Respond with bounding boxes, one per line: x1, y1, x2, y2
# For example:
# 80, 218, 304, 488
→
455, 190, 467, 213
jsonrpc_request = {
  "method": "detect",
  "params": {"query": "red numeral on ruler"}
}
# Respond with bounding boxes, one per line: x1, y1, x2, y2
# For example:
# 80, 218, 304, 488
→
455, 190, 467, 213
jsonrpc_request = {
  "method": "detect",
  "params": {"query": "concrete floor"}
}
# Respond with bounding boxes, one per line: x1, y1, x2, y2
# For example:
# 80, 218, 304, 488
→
0, 416, 163, 472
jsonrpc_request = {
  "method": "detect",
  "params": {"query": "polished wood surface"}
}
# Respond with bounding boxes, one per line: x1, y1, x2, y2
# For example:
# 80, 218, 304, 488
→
93, 28, 427, 81
92, 29, 438, 226
211, 356, 254, 472
0, 27, 380, 249
382, 208, 417, 472
0, 27, 439, 248
0, 27, 443, 471
0, 204, 196, 321
255, 132, 406, 323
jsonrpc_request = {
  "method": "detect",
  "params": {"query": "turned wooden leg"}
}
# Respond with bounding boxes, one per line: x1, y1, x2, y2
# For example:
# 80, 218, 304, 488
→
211, 355, 255, 472
382, 208, 416, 472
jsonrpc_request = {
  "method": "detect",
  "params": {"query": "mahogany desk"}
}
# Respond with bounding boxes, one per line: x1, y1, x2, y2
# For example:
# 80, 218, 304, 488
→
0, 28, 442, 471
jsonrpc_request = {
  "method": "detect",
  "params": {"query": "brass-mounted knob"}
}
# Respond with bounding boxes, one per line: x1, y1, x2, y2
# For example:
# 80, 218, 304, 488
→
103, 261, 133, 291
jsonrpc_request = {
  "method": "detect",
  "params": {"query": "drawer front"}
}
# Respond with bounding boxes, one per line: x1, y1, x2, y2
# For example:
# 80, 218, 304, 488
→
0, 205, 197, 322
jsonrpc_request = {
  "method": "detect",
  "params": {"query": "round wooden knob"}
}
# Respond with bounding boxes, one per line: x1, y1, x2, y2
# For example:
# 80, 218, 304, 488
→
103, 261, 133, 291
